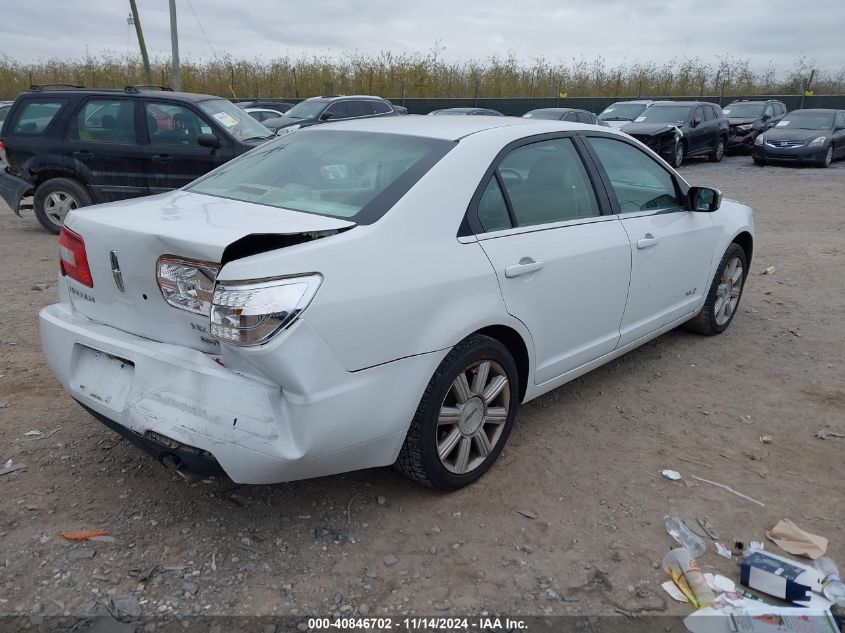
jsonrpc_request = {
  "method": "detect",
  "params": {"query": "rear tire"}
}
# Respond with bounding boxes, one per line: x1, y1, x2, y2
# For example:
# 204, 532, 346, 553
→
708, 137, 726, 162
34, 178, 92, 234
394, 334, 519, 491
684, 243, 747, 335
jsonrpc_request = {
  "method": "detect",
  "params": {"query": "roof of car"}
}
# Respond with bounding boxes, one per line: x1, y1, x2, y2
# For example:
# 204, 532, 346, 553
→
22, 87, 224, 102
306, 113, 609, 141
786, 108, 840, 114
727, 99, 784, 104
526, 108, 583, 113
648, 101, 716, 107
307, 94, 389, 102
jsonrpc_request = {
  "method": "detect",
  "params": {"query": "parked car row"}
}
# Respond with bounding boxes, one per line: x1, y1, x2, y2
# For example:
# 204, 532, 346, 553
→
1, 85, 841, 236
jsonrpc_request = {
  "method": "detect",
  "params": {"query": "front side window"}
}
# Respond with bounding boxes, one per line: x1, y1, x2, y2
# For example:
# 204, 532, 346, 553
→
586, 137, 683, 214
703, 106, 716, 121
835, 112, 845, 128
187, 130, 454, 222
146, 103, 212, 146
74, 99, 136, 143
496, 138, 600, 227
11, 99, 65, 135
283, 99, 329, 120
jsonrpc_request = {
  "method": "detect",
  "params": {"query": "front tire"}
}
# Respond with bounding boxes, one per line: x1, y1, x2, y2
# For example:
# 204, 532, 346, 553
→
819, 145, 834, 168
753, 157, 767, 166
709, 137, 726, 162
34, 178, 93, 234
394, 334, 519, 491
684, 243, 747, 335
669, 140, 685, 168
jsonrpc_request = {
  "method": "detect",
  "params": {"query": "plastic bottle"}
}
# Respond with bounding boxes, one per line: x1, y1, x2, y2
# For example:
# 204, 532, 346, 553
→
814, 557, 845, 607
663, 516, 706, 558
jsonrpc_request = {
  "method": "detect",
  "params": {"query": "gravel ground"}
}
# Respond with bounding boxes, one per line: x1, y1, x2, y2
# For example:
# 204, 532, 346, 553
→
1, 155, 844, 624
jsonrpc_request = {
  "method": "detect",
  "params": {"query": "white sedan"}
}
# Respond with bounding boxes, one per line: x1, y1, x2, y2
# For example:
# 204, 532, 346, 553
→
40, 115, 754, 490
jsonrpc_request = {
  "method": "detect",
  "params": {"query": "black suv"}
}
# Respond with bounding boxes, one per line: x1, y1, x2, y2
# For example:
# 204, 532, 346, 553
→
0, 85, 273, 233
261, 95, 399, 133
723, 99, 787, 154
621, 101, 729, 167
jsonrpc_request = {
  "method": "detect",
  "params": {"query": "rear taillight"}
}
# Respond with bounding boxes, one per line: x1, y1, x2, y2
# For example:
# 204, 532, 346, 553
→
0, 140, 6, 163
59, 226, 93, 287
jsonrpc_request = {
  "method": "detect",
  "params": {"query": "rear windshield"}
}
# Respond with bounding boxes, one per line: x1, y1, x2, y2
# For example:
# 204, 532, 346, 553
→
10, 99, 66, 134
186, 129, 454, 224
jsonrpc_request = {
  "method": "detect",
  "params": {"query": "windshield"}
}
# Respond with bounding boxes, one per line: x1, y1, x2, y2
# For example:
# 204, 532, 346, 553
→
197, 99, 271, 140
524, 110, 564, 120
599, 103, 647, 121
723, 103, 765, 118
187, 130, 454, 223
284, 100, 328, 120
776, 112, 834, 130
635, 106, 692, 125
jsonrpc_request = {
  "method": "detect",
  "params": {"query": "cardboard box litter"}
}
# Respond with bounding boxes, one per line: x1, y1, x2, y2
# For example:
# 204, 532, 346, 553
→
740, 550, 823, 603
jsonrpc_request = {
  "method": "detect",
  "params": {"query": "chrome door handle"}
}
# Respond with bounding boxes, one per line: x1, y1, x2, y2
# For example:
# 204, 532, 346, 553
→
637, 235, 659, 249
505, 258, 544, 278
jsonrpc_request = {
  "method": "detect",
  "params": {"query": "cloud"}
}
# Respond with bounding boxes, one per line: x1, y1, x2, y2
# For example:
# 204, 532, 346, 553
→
0, 0, 841, 72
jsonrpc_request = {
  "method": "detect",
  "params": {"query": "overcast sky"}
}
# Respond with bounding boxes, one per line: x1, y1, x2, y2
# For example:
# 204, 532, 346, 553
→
1, 0, 841, 72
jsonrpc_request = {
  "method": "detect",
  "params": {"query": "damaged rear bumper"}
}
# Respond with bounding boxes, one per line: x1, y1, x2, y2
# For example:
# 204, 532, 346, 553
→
39, 301, 446, 484
0, 170, 33, 215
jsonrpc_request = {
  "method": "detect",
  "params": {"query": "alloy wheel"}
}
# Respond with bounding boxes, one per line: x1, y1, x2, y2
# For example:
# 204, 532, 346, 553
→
824, 146, 833, 167
44, 191, 78, 227
437, 360, 510, 475
714, 256, 743, 326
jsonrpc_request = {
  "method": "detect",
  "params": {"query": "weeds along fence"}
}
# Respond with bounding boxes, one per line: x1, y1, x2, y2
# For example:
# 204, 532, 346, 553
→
2, 52, 844, 103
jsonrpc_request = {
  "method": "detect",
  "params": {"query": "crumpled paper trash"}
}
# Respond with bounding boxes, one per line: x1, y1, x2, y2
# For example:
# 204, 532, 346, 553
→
766, 518, 828, 559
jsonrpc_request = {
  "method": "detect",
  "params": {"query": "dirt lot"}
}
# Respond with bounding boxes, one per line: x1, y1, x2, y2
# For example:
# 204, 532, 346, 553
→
1, 156, 844, 624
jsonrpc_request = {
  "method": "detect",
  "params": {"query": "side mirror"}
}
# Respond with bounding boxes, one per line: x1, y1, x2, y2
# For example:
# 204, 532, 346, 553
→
691, 118, 701, 128
688, 186, 722, 212
197, 133, 221, 149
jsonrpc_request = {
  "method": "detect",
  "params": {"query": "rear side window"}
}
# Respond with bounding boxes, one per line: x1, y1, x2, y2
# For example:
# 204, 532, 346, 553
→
477, 177, 512, 232
11, 99, 66, 135
74, 99, 136, 143
496, 138, 600, 227
368, 101, 392, 115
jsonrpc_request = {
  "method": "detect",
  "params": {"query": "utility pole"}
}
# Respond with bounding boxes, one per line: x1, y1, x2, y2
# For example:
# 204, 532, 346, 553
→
128, 0, 152, 85
169, 0, 181, 91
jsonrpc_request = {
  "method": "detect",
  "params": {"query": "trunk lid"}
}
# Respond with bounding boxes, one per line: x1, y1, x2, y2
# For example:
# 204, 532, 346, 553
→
63, 190, 353, 352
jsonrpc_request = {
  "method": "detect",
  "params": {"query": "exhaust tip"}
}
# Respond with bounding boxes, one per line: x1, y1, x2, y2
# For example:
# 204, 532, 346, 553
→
176, 466, 203, 484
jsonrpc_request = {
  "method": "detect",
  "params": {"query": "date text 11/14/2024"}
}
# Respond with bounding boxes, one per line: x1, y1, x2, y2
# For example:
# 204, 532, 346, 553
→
307, 616, 528, 631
